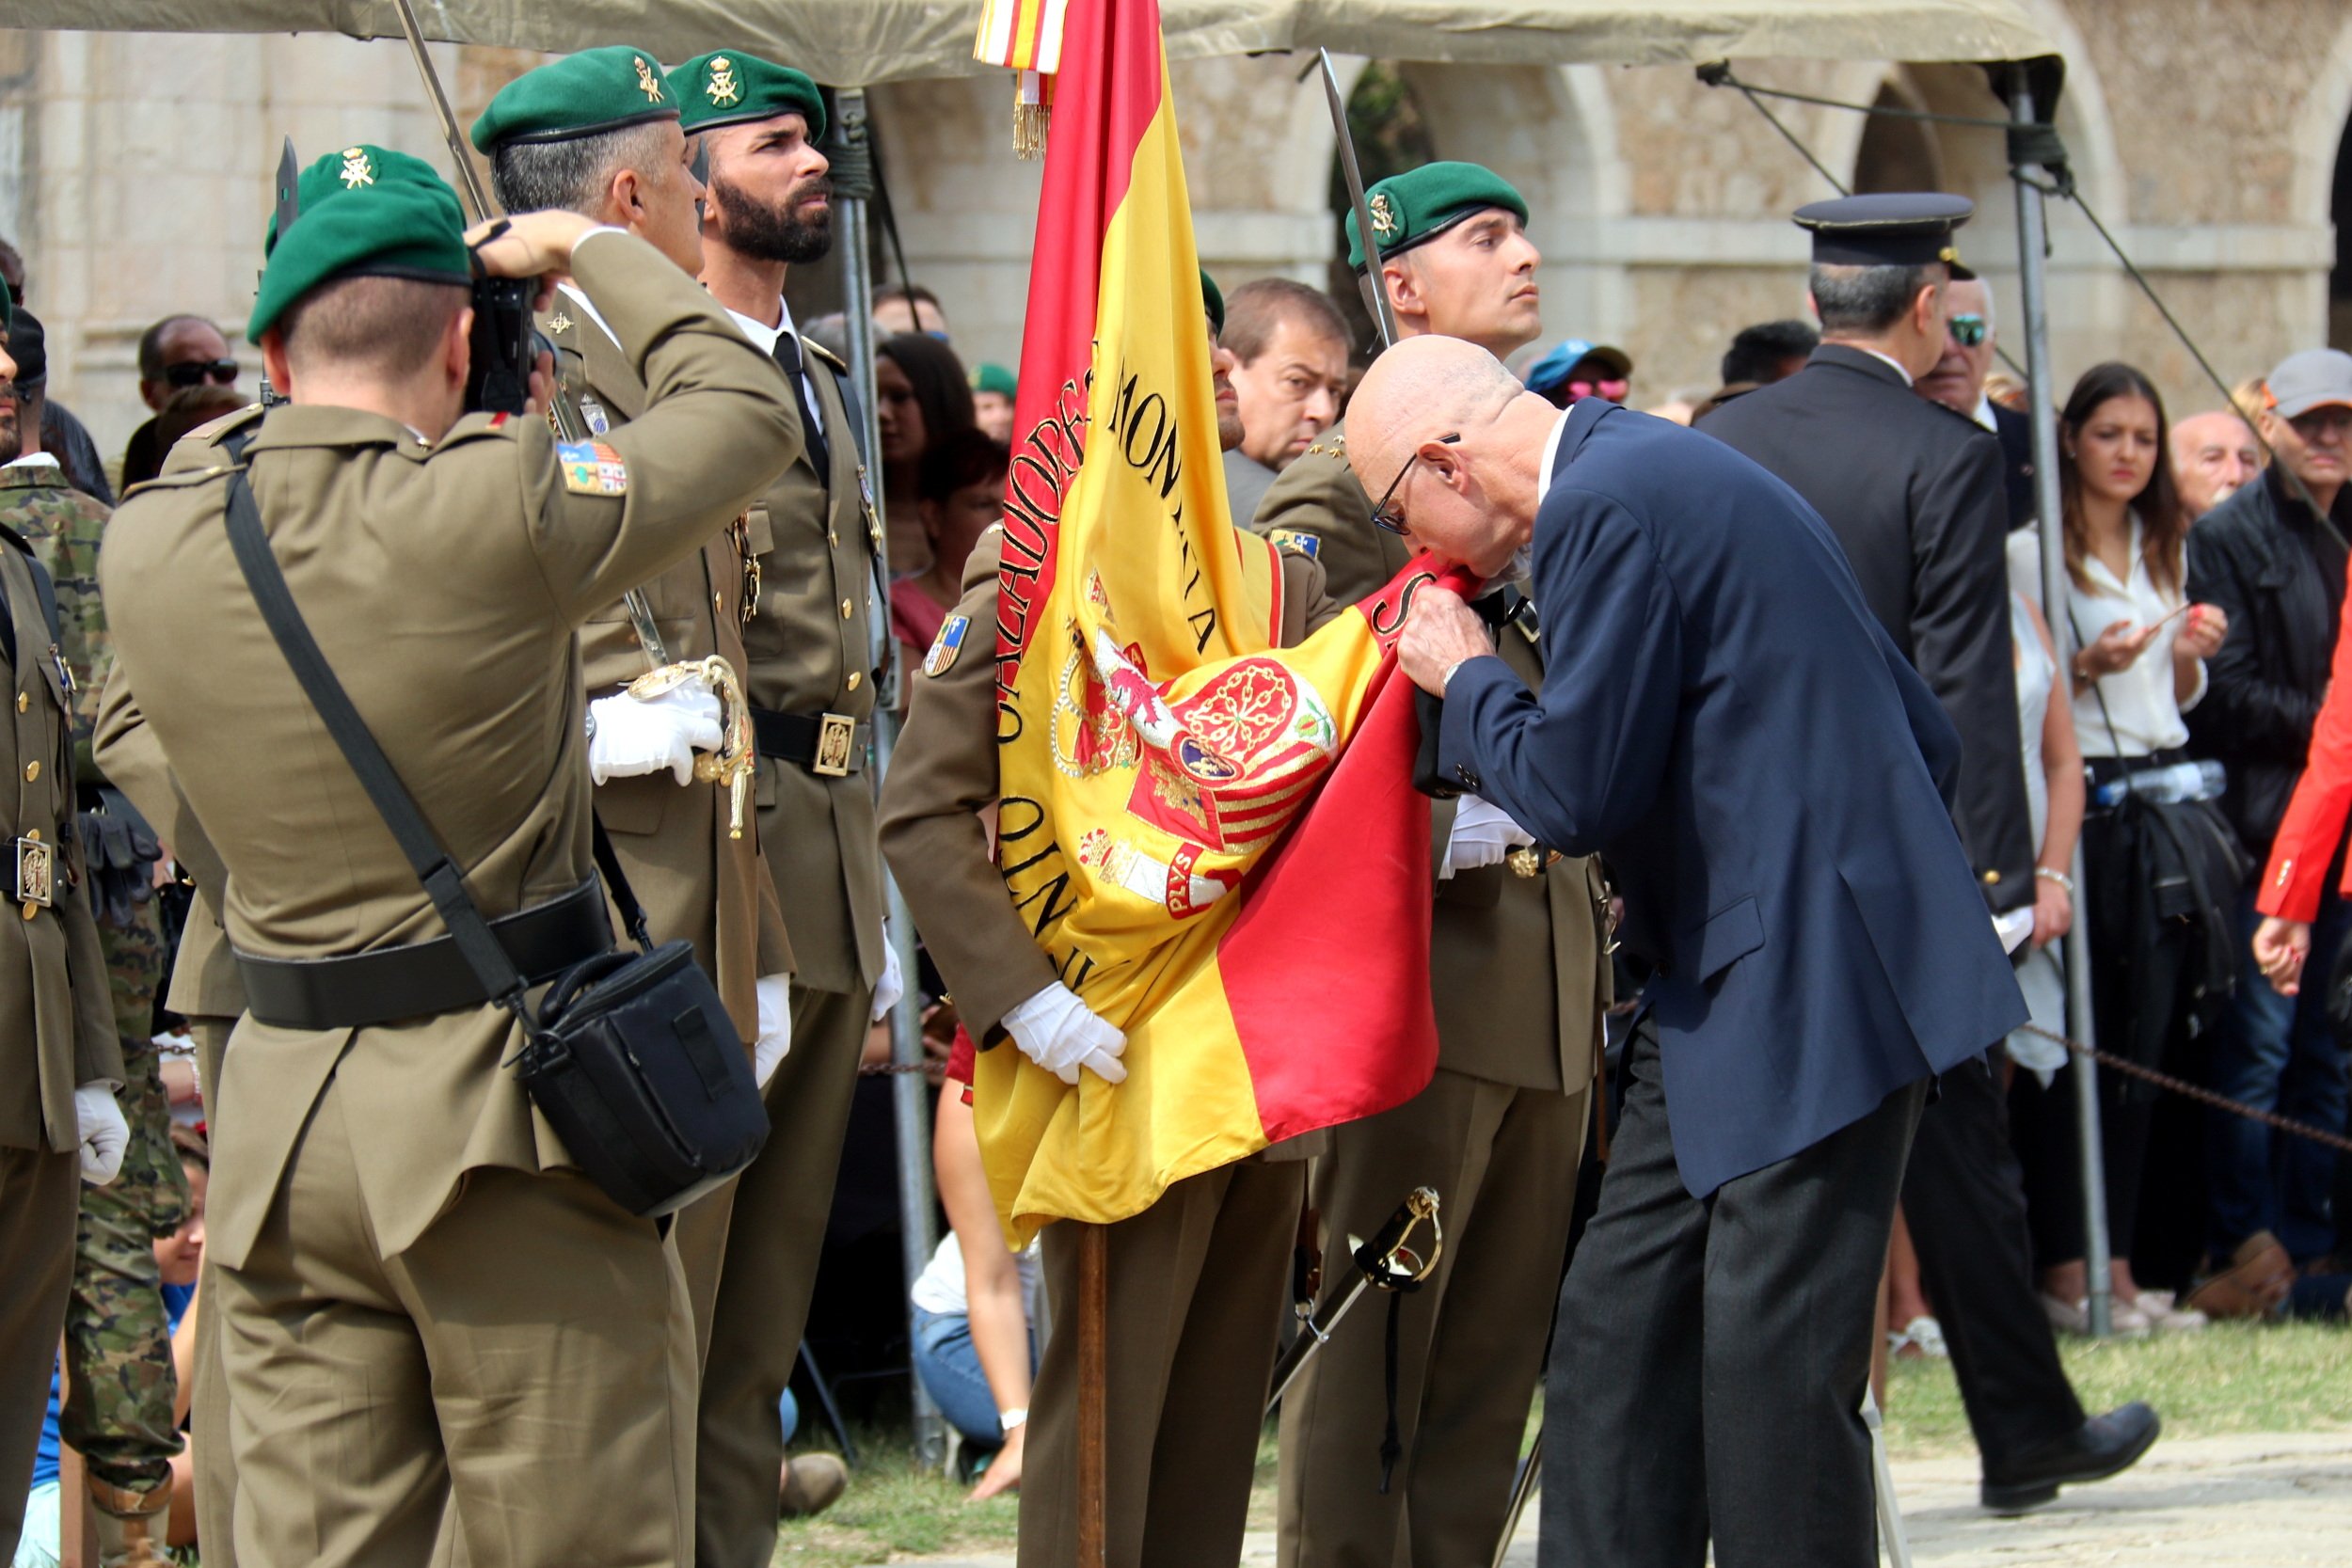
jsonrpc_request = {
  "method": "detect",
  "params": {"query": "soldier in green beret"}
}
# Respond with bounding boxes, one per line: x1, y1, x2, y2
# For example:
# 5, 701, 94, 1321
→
969, 361, 1016, 443
0, 283, 131, 1568
92, 147, 797, 1567
661, 46, 878, 1558
1250, 161, 1613, 1568
3, 299, 189, 1568
475, 52, 802, 1357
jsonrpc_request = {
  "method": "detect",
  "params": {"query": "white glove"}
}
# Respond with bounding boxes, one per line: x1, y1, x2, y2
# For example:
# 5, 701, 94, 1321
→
1440, 794, 1536, 879
1003, 981, 1127, 1085
74, 1082, 129, 1185
588, 685, 723, 786
753, 974, 793, 1089
870, 934, 904, 1023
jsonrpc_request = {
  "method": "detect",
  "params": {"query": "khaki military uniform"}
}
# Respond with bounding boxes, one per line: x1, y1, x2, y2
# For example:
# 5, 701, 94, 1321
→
686, 321, 888, 1568
0, 531, 122, 1564
879, 526, 1335, 1568
92, 231, 797, 1568
1249, 430, 1611, 1568
542, 287, 793, 1042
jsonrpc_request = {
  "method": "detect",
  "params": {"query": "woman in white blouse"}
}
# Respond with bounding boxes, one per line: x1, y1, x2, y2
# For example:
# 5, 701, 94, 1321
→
2010, 362, 2227, 1335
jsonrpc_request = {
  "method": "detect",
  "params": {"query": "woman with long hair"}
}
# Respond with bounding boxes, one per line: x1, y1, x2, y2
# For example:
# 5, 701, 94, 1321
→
2010, 362, 2229, 1334
876, 333, 979, 579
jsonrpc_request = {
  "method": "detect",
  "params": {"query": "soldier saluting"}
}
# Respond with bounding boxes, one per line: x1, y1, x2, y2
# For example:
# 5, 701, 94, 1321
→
93, 149, 796, 1566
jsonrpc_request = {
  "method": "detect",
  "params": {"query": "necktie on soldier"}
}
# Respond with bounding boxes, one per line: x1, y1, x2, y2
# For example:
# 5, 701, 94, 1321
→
772, 332, 832, 496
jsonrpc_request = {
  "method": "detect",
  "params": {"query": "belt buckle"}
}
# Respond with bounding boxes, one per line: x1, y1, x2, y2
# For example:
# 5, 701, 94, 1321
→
812, 713, 856, 778
15, 833, 53, 916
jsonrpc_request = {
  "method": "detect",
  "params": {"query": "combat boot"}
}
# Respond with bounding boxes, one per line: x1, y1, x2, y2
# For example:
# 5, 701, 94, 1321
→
87, 1476, 172, 1568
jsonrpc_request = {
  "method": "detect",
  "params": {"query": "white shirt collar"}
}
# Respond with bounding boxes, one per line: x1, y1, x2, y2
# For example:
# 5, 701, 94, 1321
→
1853, 345, 1915, 388
726, 295, 794, 355
1537, 407, 1575, 495
1972, 393, 1999, 433
554, 280, 619, 349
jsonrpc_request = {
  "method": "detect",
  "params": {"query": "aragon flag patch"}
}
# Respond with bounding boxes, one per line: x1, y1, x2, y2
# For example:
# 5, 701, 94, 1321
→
925, 613, 969, 676
1267, 528, 1320, 560
556, 439, 629, 497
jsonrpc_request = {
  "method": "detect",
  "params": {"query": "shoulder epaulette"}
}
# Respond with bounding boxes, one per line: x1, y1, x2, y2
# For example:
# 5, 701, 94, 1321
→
805, 340, 850, 374
119, 463, 237, 501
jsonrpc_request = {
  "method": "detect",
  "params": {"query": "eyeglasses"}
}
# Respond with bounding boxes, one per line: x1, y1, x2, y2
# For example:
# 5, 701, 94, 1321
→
1949, 314, 1988, 349
162, 358, 239, 389
1565, 377, 1629, 404
1370, 433, 1461, 535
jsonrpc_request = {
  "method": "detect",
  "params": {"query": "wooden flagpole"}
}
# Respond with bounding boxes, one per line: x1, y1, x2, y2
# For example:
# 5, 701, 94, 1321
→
1077, 1221, 1109, 1566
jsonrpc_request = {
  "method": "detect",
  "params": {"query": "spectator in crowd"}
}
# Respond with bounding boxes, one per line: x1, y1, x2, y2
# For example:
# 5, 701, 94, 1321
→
2231, 375, 2270, 436
1723, 318, 1819, 388
2172, 408, 2263, 519
970, 362, 1017, 443
874, 281, 948, 339
913, 1034, 1039, 1499
151, 385, 247, 462
876, 332, 977, 579
1985, 371, 2030, 413
118, 315, 237, 491
2205, 350, 2352, 1312
12, 1130, 208, 1568
1916, 277, 2037, 529
891, 429, 1007, 686
0, 245, 111, 503
1523, 337, 1630, 409
799, 309, 852, 363
2017, 361, 2228, 1333
1218, 278, 1349, 524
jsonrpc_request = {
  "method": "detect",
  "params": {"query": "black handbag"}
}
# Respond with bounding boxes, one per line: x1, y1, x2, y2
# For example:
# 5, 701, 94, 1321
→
221, 461, 768, 1218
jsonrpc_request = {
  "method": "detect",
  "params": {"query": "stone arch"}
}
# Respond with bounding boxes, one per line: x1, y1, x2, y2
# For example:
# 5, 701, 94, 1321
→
2291, 12, 2352, 349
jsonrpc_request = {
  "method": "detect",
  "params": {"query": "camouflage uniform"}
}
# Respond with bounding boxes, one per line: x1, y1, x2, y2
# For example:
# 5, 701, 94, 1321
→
2, 459, 185, 1495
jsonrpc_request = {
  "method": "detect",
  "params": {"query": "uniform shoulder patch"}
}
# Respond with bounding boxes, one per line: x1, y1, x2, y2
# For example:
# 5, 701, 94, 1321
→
924, 613, 970, 676
1267, 528, 1321, 560
555, 439, 629, 497
805, 340, 849, 374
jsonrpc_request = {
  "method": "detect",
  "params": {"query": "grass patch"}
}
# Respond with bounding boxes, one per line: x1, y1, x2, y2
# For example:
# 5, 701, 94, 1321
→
771, 1434, 1018, 1568
1882, 1320, 2352, 1459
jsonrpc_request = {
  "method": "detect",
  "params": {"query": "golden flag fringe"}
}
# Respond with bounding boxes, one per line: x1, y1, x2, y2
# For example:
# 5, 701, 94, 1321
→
974, 0, 1069, 156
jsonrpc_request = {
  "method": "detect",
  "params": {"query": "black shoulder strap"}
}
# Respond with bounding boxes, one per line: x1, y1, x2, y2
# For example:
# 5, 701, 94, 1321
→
218, 452, 652, 1017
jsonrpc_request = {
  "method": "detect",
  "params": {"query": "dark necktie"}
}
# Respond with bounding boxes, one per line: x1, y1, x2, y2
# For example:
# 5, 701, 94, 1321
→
771, 332, 832, 494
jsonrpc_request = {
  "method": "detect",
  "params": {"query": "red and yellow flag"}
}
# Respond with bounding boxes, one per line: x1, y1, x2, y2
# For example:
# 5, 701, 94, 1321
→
978, 0, 1441, 1243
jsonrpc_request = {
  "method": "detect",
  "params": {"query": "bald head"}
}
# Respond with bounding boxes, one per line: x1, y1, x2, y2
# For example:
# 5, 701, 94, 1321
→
2170, 408, 2261, 518
1347, 336, 1558, 576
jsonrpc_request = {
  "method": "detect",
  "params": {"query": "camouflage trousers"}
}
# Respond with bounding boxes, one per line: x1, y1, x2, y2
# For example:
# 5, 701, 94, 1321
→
61, 905, 187, 1495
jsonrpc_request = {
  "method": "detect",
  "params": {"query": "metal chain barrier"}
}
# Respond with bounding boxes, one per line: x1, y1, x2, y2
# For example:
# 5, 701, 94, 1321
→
2016, 1021, 2352, 1155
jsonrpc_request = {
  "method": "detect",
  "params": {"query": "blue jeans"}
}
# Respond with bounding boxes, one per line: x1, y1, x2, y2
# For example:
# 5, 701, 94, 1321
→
2209, 886, 2352, 1261
912, 1307, 1010, 1449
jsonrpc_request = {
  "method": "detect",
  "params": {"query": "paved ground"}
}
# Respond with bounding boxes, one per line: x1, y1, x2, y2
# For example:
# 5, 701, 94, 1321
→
863, 1432, 2352, 1566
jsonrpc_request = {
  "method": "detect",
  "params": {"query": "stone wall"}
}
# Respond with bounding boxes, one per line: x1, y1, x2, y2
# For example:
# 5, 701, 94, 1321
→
0, 2, 2346, 475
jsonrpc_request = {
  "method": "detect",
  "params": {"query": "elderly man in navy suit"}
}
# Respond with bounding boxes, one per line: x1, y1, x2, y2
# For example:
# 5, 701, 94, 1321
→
1356, 334, 2026, 1568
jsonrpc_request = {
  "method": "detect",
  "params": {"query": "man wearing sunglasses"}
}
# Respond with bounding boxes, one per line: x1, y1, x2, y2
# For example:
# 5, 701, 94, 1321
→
1251, 162, 1611, 1568
119, 316, 239, 492
1915, 277, 2037, 530
1524, 337, 1633, 411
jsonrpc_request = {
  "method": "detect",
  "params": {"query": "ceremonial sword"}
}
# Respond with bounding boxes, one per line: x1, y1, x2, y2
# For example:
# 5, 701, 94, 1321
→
1264, 1186, 1441, 1418
1311, 50, 1400, 351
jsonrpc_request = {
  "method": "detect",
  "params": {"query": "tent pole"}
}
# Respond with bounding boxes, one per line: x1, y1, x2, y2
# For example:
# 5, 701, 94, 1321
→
836, 82, 949, 1463
2010, 73, 2113, 1339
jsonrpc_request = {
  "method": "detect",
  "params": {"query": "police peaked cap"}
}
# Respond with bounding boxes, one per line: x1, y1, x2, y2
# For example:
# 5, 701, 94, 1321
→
1794, 193, 1977, 278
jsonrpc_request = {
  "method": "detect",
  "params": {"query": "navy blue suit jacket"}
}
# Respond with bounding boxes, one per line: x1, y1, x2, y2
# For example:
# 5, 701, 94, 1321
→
1438, 399, 2026, 1196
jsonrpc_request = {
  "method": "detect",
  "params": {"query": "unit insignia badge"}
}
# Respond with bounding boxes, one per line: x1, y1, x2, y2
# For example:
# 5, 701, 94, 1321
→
556, 439, 629, 497
634, 55, 665, 103
1369, 191, 1398, 240
925, 614, 969, 676
338, 148, 375, 188
707, 56, 742, 106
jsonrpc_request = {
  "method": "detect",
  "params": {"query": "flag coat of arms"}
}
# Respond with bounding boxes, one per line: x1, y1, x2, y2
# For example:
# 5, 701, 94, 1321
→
977, 0, 1442, 1245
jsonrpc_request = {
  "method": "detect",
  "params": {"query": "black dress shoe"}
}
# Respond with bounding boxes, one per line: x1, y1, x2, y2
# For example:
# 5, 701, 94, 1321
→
1979, 1402, 2161, 1513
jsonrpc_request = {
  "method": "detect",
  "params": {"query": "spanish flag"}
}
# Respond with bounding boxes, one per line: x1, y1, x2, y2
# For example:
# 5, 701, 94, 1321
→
977, 0, 1442, 1244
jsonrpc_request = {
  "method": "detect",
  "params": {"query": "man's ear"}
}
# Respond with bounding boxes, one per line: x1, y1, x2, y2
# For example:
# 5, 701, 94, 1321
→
1804, 289, 1823, 325
1912, 279, 1945, 340
609, 166, 646, 232
1383, 257, 1423, 325
261, 329, 294, 398
448, 304, 475, 391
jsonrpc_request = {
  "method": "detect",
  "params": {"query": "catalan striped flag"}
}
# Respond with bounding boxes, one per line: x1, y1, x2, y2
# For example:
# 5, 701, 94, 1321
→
977, 0, 1443, 1245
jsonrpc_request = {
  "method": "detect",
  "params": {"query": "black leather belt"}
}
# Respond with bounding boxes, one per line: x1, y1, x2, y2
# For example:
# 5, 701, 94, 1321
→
751, 705, 868, 776
233, 875, 614, 1030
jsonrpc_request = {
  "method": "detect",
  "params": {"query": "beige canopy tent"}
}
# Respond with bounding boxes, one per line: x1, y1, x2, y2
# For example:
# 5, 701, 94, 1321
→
11, 0, 2053, 82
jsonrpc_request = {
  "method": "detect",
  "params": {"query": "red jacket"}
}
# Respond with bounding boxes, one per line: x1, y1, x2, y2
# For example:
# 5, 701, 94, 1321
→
2259, 553, 2352, 921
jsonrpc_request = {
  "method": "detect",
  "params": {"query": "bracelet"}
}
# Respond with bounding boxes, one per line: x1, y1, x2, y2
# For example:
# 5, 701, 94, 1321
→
997, 1406, 1029, 1432
1439, 656, 1472, 691
2035, 866, 2074, 895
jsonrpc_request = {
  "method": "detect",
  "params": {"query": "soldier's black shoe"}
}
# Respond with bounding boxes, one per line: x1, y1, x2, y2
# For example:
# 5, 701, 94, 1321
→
1979, 1402, 2161, 1513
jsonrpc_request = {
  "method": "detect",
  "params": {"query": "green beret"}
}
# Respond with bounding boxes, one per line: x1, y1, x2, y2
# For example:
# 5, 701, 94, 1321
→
470, 46, 680, 154
669, 51, 826, 141
1200, 268, 1225, 337
248, 164, 469, 342
266, 145, 450, 256
1345, 162, 1529, 272
970, 362, 1017, 399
